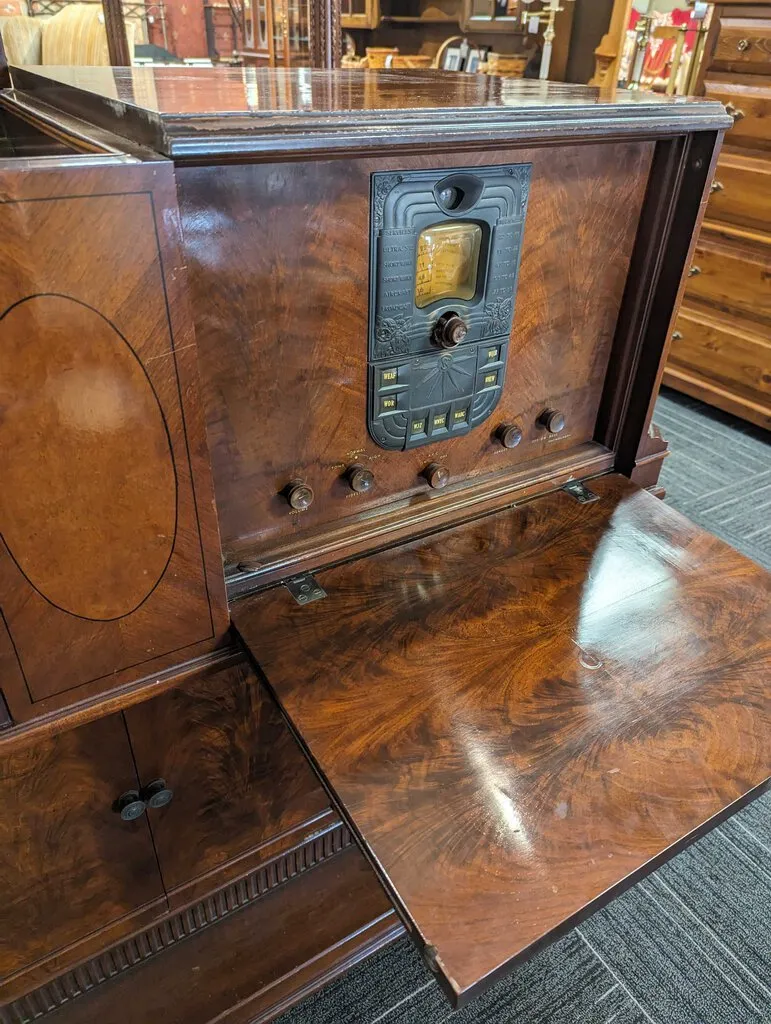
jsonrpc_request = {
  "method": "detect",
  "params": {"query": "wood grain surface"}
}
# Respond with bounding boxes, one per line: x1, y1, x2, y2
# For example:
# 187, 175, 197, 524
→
0, 714, 164, 981
125, 659, 329, 893
234, 474, 771, 1005
0, 160, 228, 723
180, 141, 653, 566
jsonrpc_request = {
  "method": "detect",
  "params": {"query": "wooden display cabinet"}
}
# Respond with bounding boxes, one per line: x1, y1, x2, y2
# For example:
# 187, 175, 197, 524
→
0, 59, 767, 1024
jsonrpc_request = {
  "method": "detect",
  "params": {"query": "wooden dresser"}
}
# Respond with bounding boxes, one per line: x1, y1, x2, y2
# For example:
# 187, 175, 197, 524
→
0, 67, 767, 1024
664, 0, 771, 429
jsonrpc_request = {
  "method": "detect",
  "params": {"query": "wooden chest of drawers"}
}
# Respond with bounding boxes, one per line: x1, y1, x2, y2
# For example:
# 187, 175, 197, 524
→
664, 2, 771, 430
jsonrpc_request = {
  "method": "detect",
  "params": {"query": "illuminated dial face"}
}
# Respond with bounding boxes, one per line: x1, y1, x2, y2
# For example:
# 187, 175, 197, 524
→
414, 221, 482, 309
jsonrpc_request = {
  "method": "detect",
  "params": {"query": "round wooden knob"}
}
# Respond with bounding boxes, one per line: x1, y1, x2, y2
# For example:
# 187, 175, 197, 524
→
432, 312, 468, 349
538, 409, 565, 434
346, 465, 375, 494
285, 480, 314, 511
497, 423, 523, 449
424, 463, 450, 490
116, 790, 147, 822
140, 779, 174, 810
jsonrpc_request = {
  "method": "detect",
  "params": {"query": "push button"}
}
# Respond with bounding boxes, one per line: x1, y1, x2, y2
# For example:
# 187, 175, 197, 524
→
484, 346, 500, 364
452, 408, 469, 427
411, 415, 428, 437
379, 392, 407, 416
482, 370, 499, 388
380, 367, 399, 387
431, 410, 449, 432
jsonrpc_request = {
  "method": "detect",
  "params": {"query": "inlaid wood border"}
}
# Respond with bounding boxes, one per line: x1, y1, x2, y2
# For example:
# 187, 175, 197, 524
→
0, 822, 352, 1023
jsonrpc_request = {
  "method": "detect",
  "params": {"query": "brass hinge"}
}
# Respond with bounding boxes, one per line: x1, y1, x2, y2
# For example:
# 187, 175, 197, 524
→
284, 572, 327, 606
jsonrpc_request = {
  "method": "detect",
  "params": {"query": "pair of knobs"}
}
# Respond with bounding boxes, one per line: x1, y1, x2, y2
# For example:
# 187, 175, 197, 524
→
497, 409, 565, 449
116, 779, 174, 822
285, 465, 374, 510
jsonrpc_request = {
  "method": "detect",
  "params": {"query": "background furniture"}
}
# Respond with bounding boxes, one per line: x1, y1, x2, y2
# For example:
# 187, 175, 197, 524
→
664, 0, 771, 430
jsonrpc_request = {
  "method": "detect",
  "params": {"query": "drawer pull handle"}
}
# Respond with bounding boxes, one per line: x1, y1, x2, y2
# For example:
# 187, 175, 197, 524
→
116, 790, 147, 822
672, 331, 683, 341
710, 180, 724, 194
725, 103, 746, 122
688, 265, 702, 278
140, 778, 174, 810
736, 38, 751, 52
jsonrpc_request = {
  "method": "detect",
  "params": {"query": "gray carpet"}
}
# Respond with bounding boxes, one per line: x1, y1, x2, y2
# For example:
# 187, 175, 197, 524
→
277, 388, 771, 1024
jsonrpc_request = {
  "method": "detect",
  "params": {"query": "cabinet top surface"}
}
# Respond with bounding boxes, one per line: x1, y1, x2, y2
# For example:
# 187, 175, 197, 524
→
5, 66, 731, 159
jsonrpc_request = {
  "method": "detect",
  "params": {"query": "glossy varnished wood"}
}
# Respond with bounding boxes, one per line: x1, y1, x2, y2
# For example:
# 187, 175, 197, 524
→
0, 159, 228, 724
234, 474, 771, 1005
0, 714, 164, 982
124, 659, 330, 896
8, 67, 730, 162
179, 142, 653, 567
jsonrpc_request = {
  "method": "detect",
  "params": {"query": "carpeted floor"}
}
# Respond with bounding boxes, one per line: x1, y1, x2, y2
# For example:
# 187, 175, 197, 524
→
277, 388, 771, 1024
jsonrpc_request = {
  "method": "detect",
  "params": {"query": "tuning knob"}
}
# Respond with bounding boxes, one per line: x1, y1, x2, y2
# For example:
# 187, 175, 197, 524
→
116, 790, 147, 822
424, 463, 450, 490
140, 778, 174, 810
432, 312, 468, 349
346, 465, 375, 494
537, 409, 565, 434
285, 480, 314, 510
497, 423, 523, 449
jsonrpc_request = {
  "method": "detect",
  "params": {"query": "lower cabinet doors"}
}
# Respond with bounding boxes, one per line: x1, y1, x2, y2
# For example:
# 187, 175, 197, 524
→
123, 657, 330, 898
0, 716, 164, 983
233, 473, 771, 1008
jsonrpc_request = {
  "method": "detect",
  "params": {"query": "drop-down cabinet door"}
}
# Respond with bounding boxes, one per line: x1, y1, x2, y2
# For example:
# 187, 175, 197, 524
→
0, 156, 227, 724
233, 474, 771, 1007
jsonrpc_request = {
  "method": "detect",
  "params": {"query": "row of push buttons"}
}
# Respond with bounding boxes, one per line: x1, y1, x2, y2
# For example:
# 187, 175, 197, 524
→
409, 404, 470, 441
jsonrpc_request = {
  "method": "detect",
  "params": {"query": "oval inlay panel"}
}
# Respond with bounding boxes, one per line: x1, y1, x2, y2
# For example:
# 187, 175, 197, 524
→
0, 294, 177, 620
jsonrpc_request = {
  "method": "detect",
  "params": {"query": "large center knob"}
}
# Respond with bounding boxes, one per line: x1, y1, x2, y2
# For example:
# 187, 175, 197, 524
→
432, 312, 468, 350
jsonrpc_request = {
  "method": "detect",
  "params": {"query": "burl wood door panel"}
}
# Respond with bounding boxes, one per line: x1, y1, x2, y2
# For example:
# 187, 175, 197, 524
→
0, 160, 227, 722
233, 475, 771, 1006
0, 714, 164, 981
124, 658, 329, 894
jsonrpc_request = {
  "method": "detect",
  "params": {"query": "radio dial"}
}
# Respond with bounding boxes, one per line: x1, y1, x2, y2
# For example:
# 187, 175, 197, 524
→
424, 463, 450, 490
497, 423, 523, 449
285, 480, 315, 511
346, 465, 375, 494
538, 409, 566, 434
432, 312, 468, 350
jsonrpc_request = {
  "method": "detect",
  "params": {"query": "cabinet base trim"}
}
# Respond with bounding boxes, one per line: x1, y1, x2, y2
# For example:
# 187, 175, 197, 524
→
1, 820, 353, 1022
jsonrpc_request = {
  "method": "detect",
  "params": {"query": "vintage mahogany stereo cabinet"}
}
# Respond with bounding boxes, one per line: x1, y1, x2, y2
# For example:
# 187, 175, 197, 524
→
0, 65, 768, 1024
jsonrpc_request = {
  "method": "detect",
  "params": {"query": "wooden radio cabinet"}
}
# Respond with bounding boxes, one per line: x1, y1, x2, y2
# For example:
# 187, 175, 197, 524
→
0, 65, 767, 1023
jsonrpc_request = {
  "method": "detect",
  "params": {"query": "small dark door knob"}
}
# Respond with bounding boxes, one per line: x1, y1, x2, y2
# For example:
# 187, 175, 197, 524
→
116, 790, 147, 822
424, 463, 450, 490
432, 312, 468, 349
497, 423, 523, 449
140, 779, 174, 810
346, 465, 375, 494
285, 480, 314, 511
537, 409, 565, 434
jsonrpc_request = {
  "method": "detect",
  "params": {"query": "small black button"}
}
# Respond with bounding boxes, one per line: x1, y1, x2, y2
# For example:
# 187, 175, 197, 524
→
380, 367, 399, 388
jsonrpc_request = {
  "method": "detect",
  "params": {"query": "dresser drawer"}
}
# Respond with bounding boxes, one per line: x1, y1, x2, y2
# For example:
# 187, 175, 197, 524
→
712, 18, 771, 74
684, 229, 771, 325
704, 79, 771, 151
669, 306, 771, 405
707, 150, 771, 232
